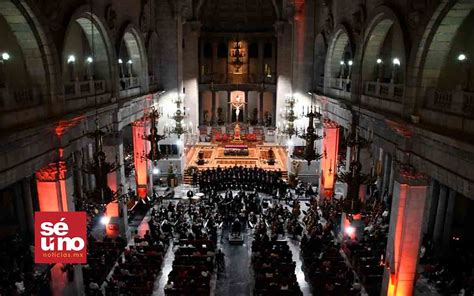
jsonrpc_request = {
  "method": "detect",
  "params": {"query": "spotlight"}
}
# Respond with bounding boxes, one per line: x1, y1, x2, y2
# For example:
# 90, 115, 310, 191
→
127, 59, 133, 64
1, 52, 10, 61
457, 54, 467, 62
86, 56, 93, 63
67, 55, 75, 64
348, 60, 353, 66
392, 58, 401, 66
152, 167, 160, 175
340, 60, 345, 65
376, 58, 382, 64
118, 58, 123, 64
100, 216, 110, 225
345, 225, 355, 237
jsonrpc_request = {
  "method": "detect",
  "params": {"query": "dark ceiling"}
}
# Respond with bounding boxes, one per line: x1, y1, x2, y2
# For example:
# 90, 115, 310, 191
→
198, 0, 277, 32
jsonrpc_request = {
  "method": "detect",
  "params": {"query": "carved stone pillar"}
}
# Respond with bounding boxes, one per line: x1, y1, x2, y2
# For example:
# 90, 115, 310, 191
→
382, 167, 428, 296
275, 20, 293, 128
103, 131, 128, 239
35, 160, 75, 212
320, 119, 339, 198
183, 21, 201, 130
132, 120, 149, 198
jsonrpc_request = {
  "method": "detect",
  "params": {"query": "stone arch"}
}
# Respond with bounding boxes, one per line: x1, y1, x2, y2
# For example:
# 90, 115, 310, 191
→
313, 32, 327, 87
324, 24, 353, 88
62, 6, 116, 90
145, 30, 160, 85
118, 23, 148, 88
361, 6, 407, 83
0, 0, 57, 112
415, 0, 474, 95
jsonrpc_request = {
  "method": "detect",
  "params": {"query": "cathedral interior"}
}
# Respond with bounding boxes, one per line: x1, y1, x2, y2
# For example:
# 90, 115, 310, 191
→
0, 0, 474, 295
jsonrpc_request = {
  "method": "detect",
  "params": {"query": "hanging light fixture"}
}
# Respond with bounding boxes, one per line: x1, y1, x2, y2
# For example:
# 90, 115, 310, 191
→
166, 94, 190, 139
280, 95, 298, 138
81, 120, 121, 216
298, 105, 323, 165
337, 120, 376, 215
137, 106, 166, 164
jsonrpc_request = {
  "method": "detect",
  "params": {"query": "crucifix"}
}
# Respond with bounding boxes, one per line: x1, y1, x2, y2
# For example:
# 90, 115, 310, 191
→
229, 94, 246, 141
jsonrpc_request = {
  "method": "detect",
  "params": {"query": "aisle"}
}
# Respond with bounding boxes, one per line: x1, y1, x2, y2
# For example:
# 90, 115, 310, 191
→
286, 238, 312, 296
215, 227, 253, 296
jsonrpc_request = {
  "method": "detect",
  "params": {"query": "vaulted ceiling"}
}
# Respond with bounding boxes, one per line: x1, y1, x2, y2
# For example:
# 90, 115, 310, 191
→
197, 0, 278, 32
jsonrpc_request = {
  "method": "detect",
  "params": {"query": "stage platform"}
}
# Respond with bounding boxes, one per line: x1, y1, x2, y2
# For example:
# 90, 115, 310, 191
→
183, 142, 289, 183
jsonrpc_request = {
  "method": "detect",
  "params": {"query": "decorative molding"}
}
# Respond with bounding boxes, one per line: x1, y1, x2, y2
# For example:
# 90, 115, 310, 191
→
35, 0, 63, 32
351, 4, 366, 39
385, 119, 413, 138
35, 161, 68, 182
105, 4, 117, 40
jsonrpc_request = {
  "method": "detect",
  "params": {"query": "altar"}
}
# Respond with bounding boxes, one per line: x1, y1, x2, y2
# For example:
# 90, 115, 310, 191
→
184, 141, 289, 179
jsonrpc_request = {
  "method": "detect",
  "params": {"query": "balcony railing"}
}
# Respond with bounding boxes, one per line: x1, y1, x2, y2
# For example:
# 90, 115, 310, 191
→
329, 77, 351, 92
64, 80, 106, 98
120, 77, 140, 90
0, 86, 41, 111
425, 88, 474, 117
364, 81, 404, 101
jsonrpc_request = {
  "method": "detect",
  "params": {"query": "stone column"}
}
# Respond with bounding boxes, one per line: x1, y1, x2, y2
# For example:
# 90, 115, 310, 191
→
376, 148, 384, 191
21, 177, 35, 235
211, 91, 217, 125
388, 159, 395, 195
212, 41, 218, 76
258, 41, 264, 78
258, 92, 264, 125
442, 188, 456, 251
132, 120, 149, 198
291, 0, 315, 94
35, 160, 75, 212
382, 169, 428, 296
275, 20, 293, 129
382, 153, 392, 193
433, 184, 448, 251
103, 131, 128, 239
423, 179, 440, 240
320, 119, 339, 198
227, 91, 232, 124
13, 182, 27, 234
182, 21, 201, 129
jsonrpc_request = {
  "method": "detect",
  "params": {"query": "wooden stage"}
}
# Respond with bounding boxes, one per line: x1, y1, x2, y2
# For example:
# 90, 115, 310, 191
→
184, 141, 289, 173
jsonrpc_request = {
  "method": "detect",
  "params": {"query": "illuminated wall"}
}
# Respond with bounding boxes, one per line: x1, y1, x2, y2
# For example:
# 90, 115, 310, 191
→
320, 119, 339, 198
384, 180, 428, 296
132, 120, 149, 198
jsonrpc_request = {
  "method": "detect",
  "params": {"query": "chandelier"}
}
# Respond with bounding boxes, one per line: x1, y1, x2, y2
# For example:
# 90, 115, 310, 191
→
337, 123, 376, 215
280, 95, 298, 137
166, 94, 190, 139
230, 40, 244, 73
137, 106, 166, 164
298, 105, 323, 165
81, 120, 121, 216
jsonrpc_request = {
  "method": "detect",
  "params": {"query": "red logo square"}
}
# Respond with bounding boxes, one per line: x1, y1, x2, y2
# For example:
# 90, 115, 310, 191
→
35, 212, 87, 264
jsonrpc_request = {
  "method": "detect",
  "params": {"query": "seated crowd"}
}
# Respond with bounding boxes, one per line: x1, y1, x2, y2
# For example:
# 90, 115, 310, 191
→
162, 198, 219, 295
251, 202, 303, 295
301, 198, 361, 295
342, 199, 389, 295
420, 239, 474, 294
0, 235, 40, 295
